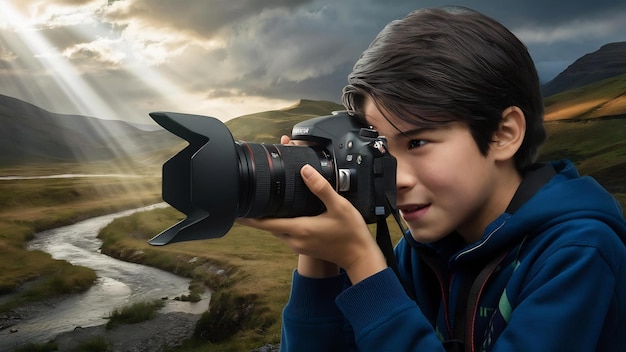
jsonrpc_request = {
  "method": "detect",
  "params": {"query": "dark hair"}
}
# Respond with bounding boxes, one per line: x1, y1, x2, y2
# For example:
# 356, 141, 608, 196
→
342, 6, 546, 171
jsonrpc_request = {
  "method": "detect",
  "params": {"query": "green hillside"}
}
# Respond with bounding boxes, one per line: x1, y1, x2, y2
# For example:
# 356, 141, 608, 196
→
538, 118, 625, 194
225, 99, 344, 143
544, 73, 626, 121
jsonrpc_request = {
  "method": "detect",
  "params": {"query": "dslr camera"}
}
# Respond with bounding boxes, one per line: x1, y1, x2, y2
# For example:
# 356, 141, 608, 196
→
148, 110, 398, 245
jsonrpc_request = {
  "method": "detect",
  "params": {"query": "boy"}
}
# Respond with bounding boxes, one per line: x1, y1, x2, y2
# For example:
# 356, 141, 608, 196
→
239, 6, 626, 351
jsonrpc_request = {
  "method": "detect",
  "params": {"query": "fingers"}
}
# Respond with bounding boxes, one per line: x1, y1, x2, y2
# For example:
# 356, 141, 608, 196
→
236, 217, 291, 234
300, 164, 346, 212
280, 135, 291, 145
238, 164, 347, 234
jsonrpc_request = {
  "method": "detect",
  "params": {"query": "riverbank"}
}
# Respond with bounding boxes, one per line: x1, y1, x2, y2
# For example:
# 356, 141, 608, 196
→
51, 311, 280, 352
52, 310, 200, 352
96, 206, 300, 350
7, 204, 206, 340
0, 173, 163, 311
0, 169, 287, 351
1, 292, 201, 352
2, 291, 280, 352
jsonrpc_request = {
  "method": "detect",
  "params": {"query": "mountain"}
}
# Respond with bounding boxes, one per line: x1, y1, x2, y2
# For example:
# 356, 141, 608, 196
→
542, 42, 626, 97
0, 94, 180, 164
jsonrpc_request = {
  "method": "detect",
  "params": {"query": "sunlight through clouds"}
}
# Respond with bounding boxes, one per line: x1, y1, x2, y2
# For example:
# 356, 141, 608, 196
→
62, 38, 126, 69
2, 0, 625, 123
0, 2, 107, 116
1, 0, 351, 122
8, 0, 101, 30
0, 47, 17, 62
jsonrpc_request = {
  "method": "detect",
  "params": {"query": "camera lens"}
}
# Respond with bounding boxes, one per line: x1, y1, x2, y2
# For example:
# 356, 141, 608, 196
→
235, 142, 335, 218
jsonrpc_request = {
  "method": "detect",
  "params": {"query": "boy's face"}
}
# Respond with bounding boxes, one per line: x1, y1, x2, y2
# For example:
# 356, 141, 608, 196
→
363, 98, 511, 243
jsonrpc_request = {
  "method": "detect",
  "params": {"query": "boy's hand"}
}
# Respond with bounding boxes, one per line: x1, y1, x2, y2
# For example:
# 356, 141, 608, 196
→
237, 156, 387, 283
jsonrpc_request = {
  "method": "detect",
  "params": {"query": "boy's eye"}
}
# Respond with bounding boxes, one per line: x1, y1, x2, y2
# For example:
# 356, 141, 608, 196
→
408, 139, 428, 149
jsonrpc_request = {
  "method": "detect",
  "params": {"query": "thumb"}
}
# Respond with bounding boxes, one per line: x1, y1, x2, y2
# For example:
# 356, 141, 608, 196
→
301, 164, 338, 206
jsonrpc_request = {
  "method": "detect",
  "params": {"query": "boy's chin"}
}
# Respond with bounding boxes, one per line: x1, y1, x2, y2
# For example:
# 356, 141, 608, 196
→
407, 227, 447, 244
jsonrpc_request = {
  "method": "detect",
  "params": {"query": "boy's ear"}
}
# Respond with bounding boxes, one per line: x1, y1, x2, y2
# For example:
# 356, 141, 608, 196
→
490, 106, 526, 161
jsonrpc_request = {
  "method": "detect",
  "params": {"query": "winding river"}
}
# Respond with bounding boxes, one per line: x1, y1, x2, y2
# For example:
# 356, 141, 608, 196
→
1, 203, 209, 350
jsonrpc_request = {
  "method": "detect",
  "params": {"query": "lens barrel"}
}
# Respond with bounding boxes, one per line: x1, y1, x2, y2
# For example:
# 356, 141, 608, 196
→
236, 142, 334, 218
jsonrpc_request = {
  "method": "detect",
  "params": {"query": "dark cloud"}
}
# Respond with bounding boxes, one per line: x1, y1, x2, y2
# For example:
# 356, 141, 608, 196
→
2, 0, 625, 122
469, 0, 626, 26
102, 0, 315, 39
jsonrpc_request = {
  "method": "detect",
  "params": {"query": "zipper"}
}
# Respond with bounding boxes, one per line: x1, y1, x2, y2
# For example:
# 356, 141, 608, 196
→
434, 267, 453, 336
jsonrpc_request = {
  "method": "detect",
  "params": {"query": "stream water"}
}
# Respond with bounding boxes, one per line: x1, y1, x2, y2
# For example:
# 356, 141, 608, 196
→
0, 203, 209, 350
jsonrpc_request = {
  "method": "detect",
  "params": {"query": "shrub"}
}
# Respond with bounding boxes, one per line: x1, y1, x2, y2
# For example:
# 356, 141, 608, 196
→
193, 291, 274, 343
106, 299, 165, 330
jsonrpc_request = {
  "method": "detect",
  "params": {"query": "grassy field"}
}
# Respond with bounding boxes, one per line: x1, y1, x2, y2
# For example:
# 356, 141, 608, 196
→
226, 99, 344, 143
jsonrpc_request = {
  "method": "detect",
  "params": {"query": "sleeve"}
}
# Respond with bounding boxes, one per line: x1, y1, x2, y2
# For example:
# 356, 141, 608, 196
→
335, 268, 446, 351
280, 270, 351, 352
490, 234, 624, 351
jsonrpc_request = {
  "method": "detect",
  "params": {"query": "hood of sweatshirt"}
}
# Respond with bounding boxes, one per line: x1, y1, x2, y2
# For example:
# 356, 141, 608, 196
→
449, 160, 626, 265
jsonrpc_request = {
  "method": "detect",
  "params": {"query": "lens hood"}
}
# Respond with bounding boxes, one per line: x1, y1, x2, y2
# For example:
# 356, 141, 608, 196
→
148, 112, 239, 245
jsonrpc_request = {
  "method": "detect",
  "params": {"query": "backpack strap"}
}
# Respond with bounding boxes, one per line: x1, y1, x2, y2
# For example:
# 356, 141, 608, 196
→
452, 251, 510, 351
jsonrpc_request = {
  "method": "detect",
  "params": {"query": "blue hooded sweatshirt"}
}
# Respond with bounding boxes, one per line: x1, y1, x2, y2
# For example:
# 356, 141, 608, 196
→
279, 160, 626, 351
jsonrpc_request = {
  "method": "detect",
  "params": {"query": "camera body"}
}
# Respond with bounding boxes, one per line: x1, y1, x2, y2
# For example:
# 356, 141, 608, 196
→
287, 112, 397, 222
148, 110, 397, 246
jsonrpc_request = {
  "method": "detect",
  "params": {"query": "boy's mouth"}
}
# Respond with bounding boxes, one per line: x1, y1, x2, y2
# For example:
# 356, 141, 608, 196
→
398, 203, 430, 220
399, 204, 429, 212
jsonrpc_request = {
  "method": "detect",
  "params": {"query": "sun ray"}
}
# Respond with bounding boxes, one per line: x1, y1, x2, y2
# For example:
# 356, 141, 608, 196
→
0, 2, 186, 175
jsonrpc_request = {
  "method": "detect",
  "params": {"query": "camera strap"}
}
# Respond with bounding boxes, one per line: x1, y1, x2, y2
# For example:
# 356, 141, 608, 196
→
376, 216, 399, 276
375, 205, 416, 300
370, 137, 414, 298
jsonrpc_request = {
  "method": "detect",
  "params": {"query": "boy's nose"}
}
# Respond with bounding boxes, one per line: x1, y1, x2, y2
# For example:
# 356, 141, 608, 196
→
395, 158, 417, 192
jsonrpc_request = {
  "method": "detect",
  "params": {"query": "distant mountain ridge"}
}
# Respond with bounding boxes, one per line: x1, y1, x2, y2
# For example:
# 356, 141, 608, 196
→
0, 94, 178, 164
542, 42, 626, 97
0, 95, 343, 165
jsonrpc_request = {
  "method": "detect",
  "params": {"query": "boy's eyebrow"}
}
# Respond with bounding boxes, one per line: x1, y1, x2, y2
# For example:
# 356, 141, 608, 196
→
394, 127, 436, 137
364, 115, 443, 138
377, 126, 441, 139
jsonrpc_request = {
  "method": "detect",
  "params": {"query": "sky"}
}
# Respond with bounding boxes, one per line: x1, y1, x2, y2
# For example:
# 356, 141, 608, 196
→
1, 0, 625, 125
